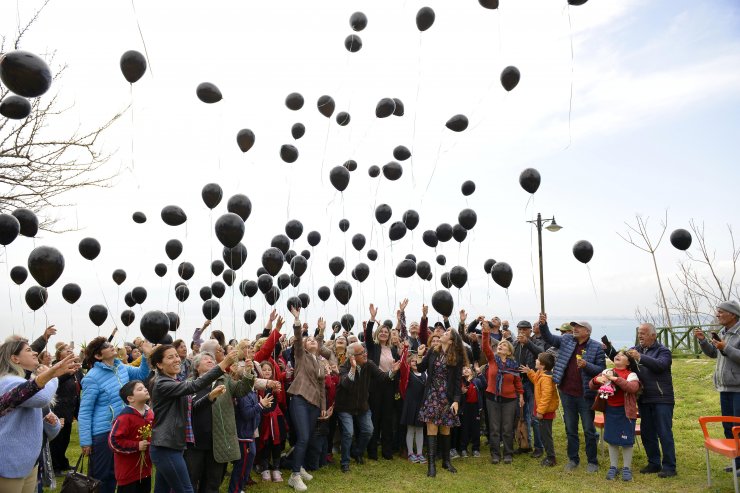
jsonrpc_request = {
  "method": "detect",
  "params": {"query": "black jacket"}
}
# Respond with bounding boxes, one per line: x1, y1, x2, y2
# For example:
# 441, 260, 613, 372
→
334, 360, 391, 415
418, 349, 463, 406
52, 369, 83, 421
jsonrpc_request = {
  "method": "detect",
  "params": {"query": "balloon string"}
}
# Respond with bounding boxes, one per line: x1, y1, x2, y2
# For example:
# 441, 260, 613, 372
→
422, 131, 445, 200
411, 33, 423, 189
166, 260, 173, 311
505, 288, 513, 322
586, 264, 598, 300
528, 216, 539, 308
564, 4, 574, 151
4, 248, 16, 332
320, 118, 332, 187
93, 263, 115, 329
129, 84, 136, 174
70, 305, 74, 346
130, 0, 153, 75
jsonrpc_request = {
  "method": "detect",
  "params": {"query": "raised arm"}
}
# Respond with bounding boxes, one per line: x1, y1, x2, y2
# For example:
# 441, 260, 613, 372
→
481, 319, 495, 363
420, 304, 430, 345
365, 304, 378, 351
255, 317, 283, 363
398, 299, 409, 341
193, 320, 211, 346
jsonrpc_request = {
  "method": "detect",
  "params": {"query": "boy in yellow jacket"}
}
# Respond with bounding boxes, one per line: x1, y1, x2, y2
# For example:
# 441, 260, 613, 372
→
520, 352, 559, 466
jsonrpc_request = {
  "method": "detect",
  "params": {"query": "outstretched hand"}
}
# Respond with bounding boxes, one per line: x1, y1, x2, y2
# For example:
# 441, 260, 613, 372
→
369, 304, 378, 321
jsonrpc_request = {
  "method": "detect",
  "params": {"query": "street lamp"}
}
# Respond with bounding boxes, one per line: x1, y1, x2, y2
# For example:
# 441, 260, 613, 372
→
526, 213, 562, 314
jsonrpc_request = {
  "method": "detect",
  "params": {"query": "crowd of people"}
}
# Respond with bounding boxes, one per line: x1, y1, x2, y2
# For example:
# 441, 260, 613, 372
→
8, 297, 740, 493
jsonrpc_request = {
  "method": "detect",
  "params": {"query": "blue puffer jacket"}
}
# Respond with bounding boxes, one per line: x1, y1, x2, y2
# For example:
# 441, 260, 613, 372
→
540, 322, 605, 398
78, 358, 150, 446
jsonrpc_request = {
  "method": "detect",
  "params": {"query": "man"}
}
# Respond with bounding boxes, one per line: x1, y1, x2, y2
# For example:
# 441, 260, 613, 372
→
539, 314, 605, 473
334, 342, 399, 472
512, 321, 544, 456
696, 301, 740, 472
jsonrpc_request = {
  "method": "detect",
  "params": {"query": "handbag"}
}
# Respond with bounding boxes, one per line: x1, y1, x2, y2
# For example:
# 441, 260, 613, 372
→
60, 455, 101, 493
515, 404, 530, 450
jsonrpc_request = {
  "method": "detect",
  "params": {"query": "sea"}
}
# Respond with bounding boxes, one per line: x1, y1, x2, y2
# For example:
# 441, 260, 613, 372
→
549, 316, 639, 349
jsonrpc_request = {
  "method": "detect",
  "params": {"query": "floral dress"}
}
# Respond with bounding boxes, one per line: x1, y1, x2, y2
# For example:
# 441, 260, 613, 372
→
418, 354, 460, 427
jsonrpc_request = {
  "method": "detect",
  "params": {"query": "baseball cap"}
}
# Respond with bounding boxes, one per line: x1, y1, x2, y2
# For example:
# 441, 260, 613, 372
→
569, 321, 593, 331
557, 323, 573, 333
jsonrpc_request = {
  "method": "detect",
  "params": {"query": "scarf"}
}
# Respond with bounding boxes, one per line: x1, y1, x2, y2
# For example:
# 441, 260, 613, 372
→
494, 355, 519, 396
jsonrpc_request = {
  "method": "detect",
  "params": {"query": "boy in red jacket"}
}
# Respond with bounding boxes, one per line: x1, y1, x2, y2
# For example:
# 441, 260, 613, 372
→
108, 380, 154, 493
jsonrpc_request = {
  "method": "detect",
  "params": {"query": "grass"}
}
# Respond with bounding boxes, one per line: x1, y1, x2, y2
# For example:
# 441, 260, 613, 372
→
53, 358, 734, 492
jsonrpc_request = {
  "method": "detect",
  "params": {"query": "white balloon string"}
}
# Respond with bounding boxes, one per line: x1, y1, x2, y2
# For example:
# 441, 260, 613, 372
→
130, 0, 154, 75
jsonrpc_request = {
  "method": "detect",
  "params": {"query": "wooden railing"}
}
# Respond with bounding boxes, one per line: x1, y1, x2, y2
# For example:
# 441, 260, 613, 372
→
637, 324, 722, 355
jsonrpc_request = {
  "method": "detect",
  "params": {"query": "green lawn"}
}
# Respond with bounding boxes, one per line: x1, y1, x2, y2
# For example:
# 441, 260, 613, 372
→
54, 359, 734, 492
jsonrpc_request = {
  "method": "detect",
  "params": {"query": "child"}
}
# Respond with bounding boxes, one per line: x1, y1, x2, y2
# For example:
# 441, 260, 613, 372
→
520, 352, 559, 467
258, 360, 287, 483
589, 350, 641, 481
459, 366, 483, 458
399, 343, 427, 463
231, 388, 272, 493
108, 380, 154, 493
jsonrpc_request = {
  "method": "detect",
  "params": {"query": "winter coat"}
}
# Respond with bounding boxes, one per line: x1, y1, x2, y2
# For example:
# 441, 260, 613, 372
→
699, 320, 740, 392
286, 323, 332, 411
525, 369, 559, 415
108, 405, 154, 486
234, 392, 262, 440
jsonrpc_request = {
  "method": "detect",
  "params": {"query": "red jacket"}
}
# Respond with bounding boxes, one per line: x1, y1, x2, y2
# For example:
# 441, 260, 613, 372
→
482, 335, 523, 398
108, 405, 154, 486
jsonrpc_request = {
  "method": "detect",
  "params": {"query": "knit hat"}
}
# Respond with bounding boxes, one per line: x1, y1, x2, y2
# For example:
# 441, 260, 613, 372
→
718, 301, 740, 318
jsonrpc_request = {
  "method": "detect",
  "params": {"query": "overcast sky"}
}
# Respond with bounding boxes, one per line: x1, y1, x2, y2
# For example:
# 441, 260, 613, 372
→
1, 0, 739, 345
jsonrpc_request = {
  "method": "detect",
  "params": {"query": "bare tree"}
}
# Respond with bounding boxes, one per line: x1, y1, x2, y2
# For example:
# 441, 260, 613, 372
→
0, 2, 123, 231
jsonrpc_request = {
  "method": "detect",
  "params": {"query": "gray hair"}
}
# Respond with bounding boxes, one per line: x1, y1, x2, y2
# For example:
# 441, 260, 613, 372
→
191, 352, 215, 378
347, 342, 365, 356
639, 323, 657, 336
200, 340, 220, 357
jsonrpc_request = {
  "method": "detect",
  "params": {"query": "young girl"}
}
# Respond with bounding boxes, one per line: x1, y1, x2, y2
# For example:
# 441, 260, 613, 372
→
258, 360, 287, 483
459, 366, 483, 458
399, 343, 427, 463
589, 350, 641, 481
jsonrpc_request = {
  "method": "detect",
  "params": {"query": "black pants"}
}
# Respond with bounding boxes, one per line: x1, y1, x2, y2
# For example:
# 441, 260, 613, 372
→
117, 477, 151, 493
261, 440, 284, 471
368, 381, 395, 459
539, 418, 555, 458
49, 416, 73, 471
185, 447, 225, 493
460, 401, 481, 452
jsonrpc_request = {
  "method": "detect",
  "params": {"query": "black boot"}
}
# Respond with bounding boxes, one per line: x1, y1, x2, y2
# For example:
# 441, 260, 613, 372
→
427, 436, 437, 477
441, 434, 457, 473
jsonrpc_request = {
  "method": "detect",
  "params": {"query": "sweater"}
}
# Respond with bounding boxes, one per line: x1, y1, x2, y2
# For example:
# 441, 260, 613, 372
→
78, 358, 151, 446
0, 375, 58, 478
525, 369, 559, 415
286, 323, 332, 411
0, 379, 41, 418
108, 405, 154, 486
699, 320, 740, 392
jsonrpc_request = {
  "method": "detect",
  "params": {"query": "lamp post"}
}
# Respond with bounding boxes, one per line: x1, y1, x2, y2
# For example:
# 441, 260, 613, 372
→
526, 213, 562, 314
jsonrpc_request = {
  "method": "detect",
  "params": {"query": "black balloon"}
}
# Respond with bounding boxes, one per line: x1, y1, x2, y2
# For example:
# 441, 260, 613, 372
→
500, 66, 521, 92
670, 229, 692, 251
132, 286, 147, 304
461, 180, 476, 196
368, 165, 380, 178
367, 249, 378, 261
353, 262, 370, 283
200, 286, 213, 301
318, 286, 331, 302
286, 92, 304, 111
0, 214, 20, 245
301, 249, 311, 260
211, 260, 225, 276
61, 283, 81, 304
12, 209, 38, 238
452, 224, 467, 243
445, 114, 469, 132
0, 50, 52, 98
298, 292, 310, 308
382, 161, 403, 181
140, 310, 169, 343
121, 310, 135, 327
341, 314, 355, 331
393, 146, 411, 161
202, 300, 220, 320
416, 261, 431, 280
132, 212, 147, 224
350, 11, 367, 31
389, 221, 407, 241
396, 259, 416, 278
431, 290, 453, 317
175, 285, 190, 302
196, 82, 222, 103
568, 0, 589, 5
484, 258, 496, 274
284, 249, 297, 265
287, 296, 302, 312
479, 0, 499, 8
223, 243, 248, 270
112, 269, 126, 286
161, 205, 187, 226
264, 286, 281, 306
257, 274, 273, 294
344, 35, 362, 53
436, 223, 453, 242
406, 254, 417, 263
124, 291, 135, 307
244, 309, 257, 325
241, 280, 258, 298
291, 123, 305, 139
262, 247, 284, 276
165, 239, 183, 260
375, 204, 392, 224
211, 281, 226, 299
416, 7, 436, 31
25, 285, 47, 311
167, 312, 180, 331
436, 254, 446, 266
280, 144, 299, 163
10, 266, 27, 285
450, 266, 468, 288
236, 129, 255, 153
307, 231, 321, 247
328, 257, 345, 277
333, 281, 352, 305
27, 246, 64, 287
223, 269, 236, 286
89, 304, 108, 327
227, 194, 252, 221
271, 235, 290, 255
422, 230, 438, 248
393, 98, 405, 116
441, 272, 452, 289
290, 255, 308, 277
317, 95, 335, 118
257, 267, 268, 277
343, 160, 357, 172
352, 234, 366, 251
491, 262, 513, 289
458, 209, 477, 230
178, 262, 194, 280
120, 50, 146, 83
375, 98, 396, 118
519, 168, 541, 194
290, 273, 301, 288
285, 219, 304, 240
0, 95, 31, 119
201, 183, 223, 209
402, 210, 419, 231
339, 219, 350, 232
329, 165, 350, 192
572, 240, 594, 263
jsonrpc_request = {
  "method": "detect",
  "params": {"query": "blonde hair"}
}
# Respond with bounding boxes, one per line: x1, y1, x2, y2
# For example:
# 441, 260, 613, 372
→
0, 340, 28, 379
254, 337, 268, 353
497, 339, 515, 360
373, 325, 391, 346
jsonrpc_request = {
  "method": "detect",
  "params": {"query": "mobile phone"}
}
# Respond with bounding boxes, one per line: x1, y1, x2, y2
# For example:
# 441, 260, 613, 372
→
711, 332, 721, 342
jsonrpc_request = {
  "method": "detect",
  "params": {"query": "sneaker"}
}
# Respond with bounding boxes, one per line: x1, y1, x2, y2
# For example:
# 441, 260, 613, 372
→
450, 449, 459, 459
491, 455, 500, 465
515, 447, 532, 455
299, 467, 313, 482
341, 464, 350, 473
261, 470, 272, 482
472, 451, 480, 458
503, 455, 512, 464
530, 448, 544, 459
460, 450, 468, 458
408, 454, 419, 463
640, 464, 662, 474
606, 466, 618, 480
288, 474, 307, 492
271, 470, 283, 482
658, 470, 677, 478
541, 457, 557, 467
564, 460, 578, 472
418, 454, 427, 464
586, 463, 599, 473
622, 467, 633, 481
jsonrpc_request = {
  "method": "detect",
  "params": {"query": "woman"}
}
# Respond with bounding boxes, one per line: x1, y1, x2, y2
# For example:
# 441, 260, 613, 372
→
173, 339, 191, 382
417, 326, 467, 477
0, 340, 76, 493
38, 351, 52, 367
481, 321, 524, 465
365, 304, 400, 460
78, 337, 152, 493
149, 344, 238, 493
286, 306, 332, 492
49, 343, 83, 475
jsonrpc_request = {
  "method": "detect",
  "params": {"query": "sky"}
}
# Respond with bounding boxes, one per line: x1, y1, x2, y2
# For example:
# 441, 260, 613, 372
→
1, 0, 739, 345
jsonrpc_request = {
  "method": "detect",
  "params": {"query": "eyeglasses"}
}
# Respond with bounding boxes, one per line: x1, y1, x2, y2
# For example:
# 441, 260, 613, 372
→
100, 342, 113, 350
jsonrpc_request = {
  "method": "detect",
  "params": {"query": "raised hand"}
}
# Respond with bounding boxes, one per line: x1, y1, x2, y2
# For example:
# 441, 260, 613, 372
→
275, 316, 285, 331
460, 310, 467, 323
369, 304, 378, 321
539, 313, 547, 325
400, 298, 409, 312
269, 309, 278, 322
140, 342, 153, 357
318, 318, 326, 331
44, 325, 57, 340
350, 355, 357, 369
518, 364, 531, 373
260, 393, 274, 408
418, 344, 427, 356
422, 304, 428, 318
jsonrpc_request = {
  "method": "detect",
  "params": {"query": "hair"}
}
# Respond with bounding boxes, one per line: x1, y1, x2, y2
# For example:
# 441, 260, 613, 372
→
149, 344, 175, 372
85, 337, 109, 368
54, 344, 68, 363
190, 340, 200, 350
347, 342, 365, 356
119, 379, 143, 403
373, 324, 391, 346
537, 352, 555, 371
260, 360, 276, 377
0, 339, 28, 378
615, 350, 640, 373
496, 339, 515, 361
210, 330, 226, 347
200, 340, 221, 357
191, 352, 215, 378
254, 337, 268, 353
639, 323, 657, 336
436, 329, 468, 367
173, 339, 185, 351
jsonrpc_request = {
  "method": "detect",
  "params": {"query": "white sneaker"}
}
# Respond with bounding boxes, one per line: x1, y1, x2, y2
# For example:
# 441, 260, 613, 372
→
272, 470, 283, 482
299, 467, 313, 481
288, 474, 308, 492
261, 470, 271, 481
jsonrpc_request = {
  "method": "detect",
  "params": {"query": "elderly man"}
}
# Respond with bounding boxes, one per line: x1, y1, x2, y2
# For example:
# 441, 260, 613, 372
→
696, 301, 740, 472
539, 313, 605, 473
334, 342, 400, 473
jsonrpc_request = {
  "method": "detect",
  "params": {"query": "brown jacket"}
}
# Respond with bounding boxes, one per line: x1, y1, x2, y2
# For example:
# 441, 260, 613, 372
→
287, 323, 332, 411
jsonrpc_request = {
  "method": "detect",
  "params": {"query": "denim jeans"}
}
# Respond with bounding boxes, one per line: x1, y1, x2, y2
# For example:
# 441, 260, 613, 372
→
638, 402, 676, 472
229, 439, 256, 493
289, 395, 320, 473
559, 391, 598, 465
337, 410, 374, 466
720, 392, 740, 467
90, 432, 116, 493
150, 445, 194, 493
522, 380, 543, 449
